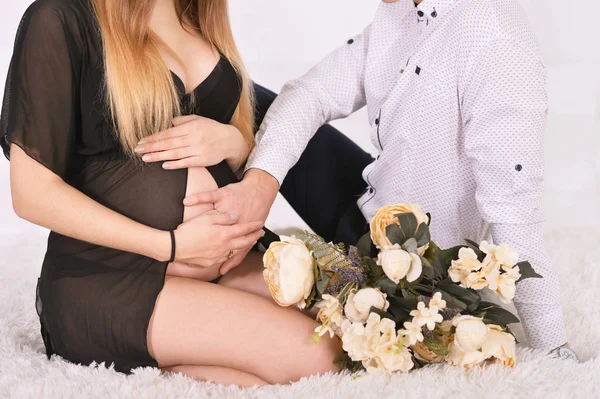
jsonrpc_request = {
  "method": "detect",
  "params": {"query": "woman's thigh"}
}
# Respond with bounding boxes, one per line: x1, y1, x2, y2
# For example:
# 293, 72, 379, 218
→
147, 275, 341, 385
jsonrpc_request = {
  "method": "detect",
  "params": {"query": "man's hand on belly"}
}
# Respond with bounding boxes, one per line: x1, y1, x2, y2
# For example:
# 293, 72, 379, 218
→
183, 169, 279, 275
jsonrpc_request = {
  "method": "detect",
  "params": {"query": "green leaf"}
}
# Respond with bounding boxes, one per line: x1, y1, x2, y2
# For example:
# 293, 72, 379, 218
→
403, 238, 418, 254
516, 261, 543, 283
426, 213, 432, 226
386, 224, 407, 246
357, 232, 373, 258
420, 257, 437, 280
378, 277, 399, 296
482, 307, 521, 325
437, 281, 481, 312
338, 282, 356, 303
396, 213, 418, 240
389, 296, 419, 310
415, 223, 431, 248
369, 306, 396, 322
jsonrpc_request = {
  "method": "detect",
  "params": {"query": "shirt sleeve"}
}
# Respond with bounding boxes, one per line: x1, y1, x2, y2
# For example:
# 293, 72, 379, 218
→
0, 2, 79, 180
245, 26, 371, 185
462, 39, 567, 349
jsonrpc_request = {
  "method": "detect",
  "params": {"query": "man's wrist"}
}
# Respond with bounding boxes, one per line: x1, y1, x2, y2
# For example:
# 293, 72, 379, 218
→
243, 168, 279, 201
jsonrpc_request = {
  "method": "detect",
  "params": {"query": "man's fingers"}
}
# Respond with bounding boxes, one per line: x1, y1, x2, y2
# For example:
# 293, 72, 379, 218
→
173, 115, 201, 126
161, 157, 200, 170
183, 190, 224, 206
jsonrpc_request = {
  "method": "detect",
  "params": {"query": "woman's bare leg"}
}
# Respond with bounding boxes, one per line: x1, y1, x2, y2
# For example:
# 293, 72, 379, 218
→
163, 365, 268, 387
148, 275, 341, 386
217, 252, 272, 299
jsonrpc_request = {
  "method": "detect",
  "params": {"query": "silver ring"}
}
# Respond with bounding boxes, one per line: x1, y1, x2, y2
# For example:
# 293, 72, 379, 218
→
227, 250, 234, 259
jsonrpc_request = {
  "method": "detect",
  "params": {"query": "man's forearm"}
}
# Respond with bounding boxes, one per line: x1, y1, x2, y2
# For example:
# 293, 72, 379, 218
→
492, 223, 567, 350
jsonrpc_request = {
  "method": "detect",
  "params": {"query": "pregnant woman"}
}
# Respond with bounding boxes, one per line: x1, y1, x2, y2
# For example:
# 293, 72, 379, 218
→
1, 0, 340, 387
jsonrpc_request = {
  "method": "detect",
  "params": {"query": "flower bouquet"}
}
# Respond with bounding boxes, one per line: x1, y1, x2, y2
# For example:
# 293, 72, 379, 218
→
262, 204, 542, 374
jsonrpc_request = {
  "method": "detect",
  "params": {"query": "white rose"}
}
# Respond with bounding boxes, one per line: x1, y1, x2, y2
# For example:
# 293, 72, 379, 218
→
377, 244, 423, 283
481, 325, 517, 367
447, 341, 489, 369
452, 315, 490, 352
344, 288, 390, 323
263, 236, 315, 309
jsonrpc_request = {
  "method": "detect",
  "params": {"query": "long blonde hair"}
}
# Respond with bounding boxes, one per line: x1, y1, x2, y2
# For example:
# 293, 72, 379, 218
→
90, 0, 254, 156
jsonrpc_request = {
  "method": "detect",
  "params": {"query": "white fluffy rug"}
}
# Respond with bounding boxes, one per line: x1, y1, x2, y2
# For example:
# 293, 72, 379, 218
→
1, 224, 600, 399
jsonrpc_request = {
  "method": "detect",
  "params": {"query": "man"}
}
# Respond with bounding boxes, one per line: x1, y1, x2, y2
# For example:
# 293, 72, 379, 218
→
187, 0, 574, 356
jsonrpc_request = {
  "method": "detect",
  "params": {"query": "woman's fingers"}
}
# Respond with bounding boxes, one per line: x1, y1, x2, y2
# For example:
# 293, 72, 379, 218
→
137, 136, 189, 155
142, 147, 193, 163
227, 229, 264, 251
209, 213, 240, 226
184, 189, 225, 207
173, 115, 201, 126
223, 221, 264, 240
138, 125, 188, 146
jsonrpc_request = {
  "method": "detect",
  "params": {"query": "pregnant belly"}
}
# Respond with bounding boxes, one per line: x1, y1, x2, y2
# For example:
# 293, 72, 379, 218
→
166, 167, 222, 281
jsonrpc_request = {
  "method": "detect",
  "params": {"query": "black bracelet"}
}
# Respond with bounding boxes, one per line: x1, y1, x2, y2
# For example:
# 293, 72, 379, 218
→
168, 230, 176, 263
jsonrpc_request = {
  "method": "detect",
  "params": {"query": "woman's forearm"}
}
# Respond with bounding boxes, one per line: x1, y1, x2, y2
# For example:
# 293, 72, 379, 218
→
223, 124, 251, 172
10, 145, 171, 261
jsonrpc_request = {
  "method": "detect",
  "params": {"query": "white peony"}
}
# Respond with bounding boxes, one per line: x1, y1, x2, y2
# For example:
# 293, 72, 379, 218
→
452, 315, 490, 352
410, 301, 443, 331
344, 288, 390, 323
481, 325, 517, 367
263, 236, 315, 309
446, 341, 489, 369
314, 294, 345, 338
377, 244, 423, 283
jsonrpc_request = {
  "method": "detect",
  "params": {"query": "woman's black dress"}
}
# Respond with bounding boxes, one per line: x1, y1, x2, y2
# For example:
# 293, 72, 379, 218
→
0, 0, 268, 373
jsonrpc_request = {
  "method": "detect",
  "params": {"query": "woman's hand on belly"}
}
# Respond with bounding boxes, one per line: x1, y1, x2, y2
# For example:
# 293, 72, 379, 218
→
173, 212, 264, 268
135, 115, 249, 171
166, 261, 222, 282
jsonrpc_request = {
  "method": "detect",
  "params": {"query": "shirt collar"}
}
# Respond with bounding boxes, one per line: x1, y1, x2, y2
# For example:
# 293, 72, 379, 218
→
414, 0, 456, 24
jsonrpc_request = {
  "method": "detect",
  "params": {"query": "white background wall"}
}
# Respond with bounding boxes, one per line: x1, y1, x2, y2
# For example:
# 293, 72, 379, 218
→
0, 0, 598, 239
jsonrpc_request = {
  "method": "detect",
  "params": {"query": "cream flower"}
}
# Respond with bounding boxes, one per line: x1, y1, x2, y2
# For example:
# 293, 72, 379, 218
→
410, 301, 443, 331
372, 340, 415, 374
452, 315, 490, 352
480, 241, 519, 268
448, 248, 483, 286
495, 273, 519, 304
399, 321, 424, 346
412, 340, 450, 364
314, 294, 344, 338
446, 341, 489, 369
377, 244, 423, 283
344, 288, 390, 324
263, 237, 315, 309
481, 325, 517, 367
263, 236, 315, 309
464, 270, 488, 290
370, 204, 430, 253
429, 292, 447, 310
341, 319, 368, 361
